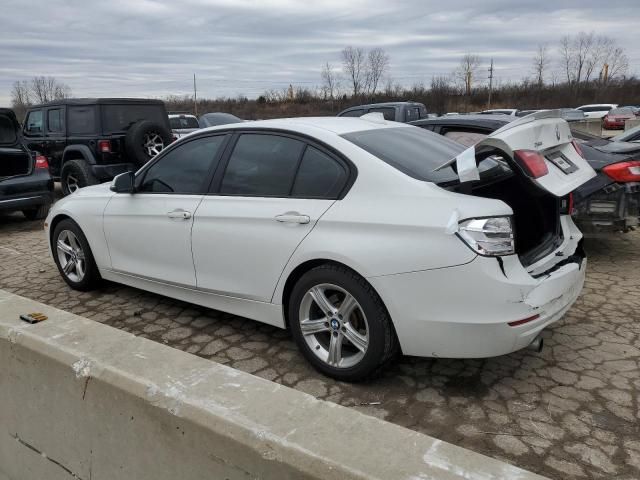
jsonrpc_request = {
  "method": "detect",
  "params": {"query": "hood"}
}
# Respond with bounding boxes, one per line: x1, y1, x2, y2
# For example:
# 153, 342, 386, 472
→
0, 108, 20, 145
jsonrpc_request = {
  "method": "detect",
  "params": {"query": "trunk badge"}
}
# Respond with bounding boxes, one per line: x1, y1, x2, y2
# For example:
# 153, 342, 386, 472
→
555, 125, 561, 141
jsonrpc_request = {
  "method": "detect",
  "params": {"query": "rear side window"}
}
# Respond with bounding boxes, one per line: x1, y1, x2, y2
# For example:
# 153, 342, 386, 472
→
339, 109, 365, 118
368, 107, 396, 121
103, 104, 166, 133
24, 110, 43, 135
47, 109, 64, 133
342, 127, 464, 183
292, 146, 347, 198
405, 107, 422, 122
139, 135, 226, 194
220, 134, 304, 196
68, 106, 97, 135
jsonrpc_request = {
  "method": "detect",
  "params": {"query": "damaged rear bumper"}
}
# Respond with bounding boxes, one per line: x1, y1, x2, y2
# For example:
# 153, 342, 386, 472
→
369, 216, 586, 358
573, 182, 640, 233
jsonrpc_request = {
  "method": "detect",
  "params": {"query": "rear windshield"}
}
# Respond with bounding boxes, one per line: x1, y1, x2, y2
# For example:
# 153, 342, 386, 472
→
102, 104, 167, 133
169, 116, 199, 129
0, 115, 17, 144
342, 127, 464, 183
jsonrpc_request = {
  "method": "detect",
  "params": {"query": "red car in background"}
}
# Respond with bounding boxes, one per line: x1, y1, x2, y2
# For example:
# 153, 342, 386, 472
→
603, 107, 638, 129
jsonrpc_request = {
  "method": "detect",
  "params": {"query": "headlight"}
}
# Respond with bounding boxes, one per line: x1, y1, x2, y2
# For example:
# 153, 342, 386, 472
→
458, 216, 515, 256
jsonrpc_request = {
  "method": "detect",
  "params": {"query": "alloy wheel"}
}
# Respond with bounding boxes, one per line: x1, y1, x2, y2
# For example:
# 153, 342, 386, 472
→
66, 174, 79, 193
56, 230, 86, 282
298, 283, 369, 369
143, 132, 165, 157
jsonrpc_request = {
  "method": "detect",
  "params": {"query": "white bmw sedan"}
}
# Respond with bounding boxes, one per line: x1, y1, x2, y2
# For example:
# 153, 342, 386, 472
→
46, 113, 595, 381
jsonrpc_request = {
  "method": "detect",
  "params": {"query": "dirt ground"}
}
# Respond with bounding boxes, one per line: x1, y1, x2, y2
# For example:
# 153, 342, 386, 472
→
1, 212, 638, 480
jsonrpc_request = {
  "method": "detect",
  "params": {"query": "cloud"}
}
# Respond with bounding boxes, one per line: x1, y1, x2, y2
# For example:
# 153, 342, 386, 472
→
1, 0, 638, 105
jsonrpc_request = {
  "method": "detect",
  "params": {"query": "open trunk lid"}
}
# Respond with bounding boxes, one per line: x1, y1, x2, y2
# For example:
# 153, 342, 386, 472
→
439, 110, 597, 196
0, 108, 32, 180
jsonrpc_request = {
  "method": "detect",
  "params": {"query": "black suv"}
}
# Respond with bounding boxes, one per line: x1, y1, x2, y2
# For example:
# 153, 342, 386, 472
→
22, 98, 172, 195
0, 108, 54, 219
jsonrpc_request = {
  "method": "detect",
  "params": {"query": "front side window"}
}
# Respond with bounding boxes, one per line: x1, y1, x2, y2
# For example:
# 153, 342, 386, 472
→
220, 134, 304, 196
24, 110, 43, 135
405, 107, 421, 122
47, 109, 64, 133
138, 135, 226, 194
292, 146, 347, 198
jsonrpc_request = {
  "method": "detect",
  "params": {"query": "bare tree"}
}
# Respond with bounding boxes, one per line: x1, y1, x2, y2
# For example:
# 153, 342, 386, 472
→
30, 76, 71, 104
454, 54, 481, 95
342, 46, 367, 97
11, 81, 31, 109
601, 39, 629, 81
559, 35, 573, 83
320, 62, 339, 100
558, 32, 629, 85
366, 48, 389, 95
532, 44, 550, 87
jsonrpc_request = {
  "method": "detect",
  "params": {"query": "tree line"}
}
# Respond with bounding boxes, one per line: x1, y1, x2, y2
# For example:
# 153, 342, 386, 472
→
8, 31, 636, 121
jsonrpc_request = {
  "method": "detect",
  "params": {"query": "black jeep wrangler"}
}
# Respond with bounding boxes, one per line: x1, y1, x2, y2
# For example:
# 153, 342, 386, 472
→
22, 98, 173, 195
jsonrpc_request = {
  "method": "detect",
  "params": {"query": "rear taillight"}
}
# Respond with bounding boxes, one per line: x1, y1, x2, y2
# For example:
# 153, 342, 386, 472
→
457, 216, 515, 256
508, 314, 540, 327
98, 139, 111, 153
603, 160, 640, 182
35, 155, 48, 169
513, 150, 549, 178
571, 140, 584, 158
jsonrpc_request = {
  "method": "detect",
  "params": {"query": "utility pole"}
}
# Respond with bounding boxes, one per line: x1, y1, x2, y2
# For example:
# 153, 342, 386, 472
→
487, 58, 494, 109
603, 63, 609, 83
193, 74, 198, 116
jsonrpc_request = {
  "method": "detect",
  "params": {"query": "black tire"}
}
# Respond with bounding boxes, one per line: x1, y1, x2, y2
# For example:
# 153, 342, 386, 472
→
288, 264, 398, 382
52, 219, 101, 291
22, 204, 50, 221
61, 159, 98, 196
124, 120, 173, 166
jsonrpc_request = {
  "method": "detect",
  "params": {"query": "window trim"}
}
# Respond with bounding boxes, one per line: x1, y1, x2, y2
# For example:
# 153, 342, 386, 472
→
133, 132, 231, 196
206, 128, 357, 200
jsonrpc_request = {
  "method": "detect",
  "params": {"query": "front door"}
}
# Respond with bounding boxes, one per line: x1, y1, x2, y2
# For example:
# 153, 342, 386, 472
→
103, 134, 228, 286
192, 132, 350, 301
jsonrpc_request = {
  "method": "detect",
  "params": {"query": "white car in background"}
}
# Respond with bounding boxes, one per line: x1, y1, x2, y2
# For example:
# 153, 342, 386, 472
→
168, 113, 200, 139
45, 113, 595, 381
576, 104, 618, 119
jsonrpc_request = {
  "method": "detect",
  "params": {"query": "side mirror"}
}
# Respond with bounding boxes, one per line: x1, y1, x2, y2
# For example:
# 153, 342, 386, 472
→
110, 171, 136, 193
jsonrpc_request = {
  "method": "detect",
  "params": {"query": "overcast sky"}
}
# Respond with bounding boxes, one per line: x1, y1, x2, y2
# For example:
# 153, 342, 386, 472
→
1, 0, 639, 105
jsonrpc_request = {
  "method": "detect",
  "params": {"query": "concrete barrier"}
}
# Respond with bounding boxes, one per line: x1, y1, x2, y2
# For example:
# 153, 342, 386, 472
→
625, 118, 640, 130
571, 118, 602, 137
0, 289, 546, 480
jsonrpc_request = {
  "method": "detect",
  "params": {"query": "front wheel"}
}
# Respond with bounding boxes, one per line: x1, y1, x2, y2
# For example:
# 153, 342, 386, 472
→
288, 264, 398, 382
52, 219, 101, 291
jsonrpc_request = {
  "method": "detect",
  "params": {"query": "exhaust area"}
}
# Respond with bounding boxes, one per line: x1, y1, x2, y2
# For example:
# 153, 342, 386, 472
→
528, 335, 544, 352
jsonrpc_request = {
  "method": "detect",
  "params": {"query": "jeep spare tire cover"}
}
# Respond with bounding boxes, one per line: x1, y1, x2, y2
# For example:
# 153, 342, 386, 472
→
125, 120, 173, 166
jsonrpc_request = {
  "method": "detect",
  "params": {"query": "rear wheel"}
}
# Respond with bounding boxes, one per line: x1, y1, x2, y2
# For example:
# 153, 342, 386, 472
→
22, 204, 50, 221
52, 219, 101, 291
289, 264, 398, 381
61, 159, 97, 196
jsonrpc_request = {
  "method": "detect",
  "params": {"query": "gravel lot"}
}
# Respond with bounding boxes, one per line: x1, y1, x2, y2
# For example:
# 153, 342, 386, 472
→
1, 211, 638, 480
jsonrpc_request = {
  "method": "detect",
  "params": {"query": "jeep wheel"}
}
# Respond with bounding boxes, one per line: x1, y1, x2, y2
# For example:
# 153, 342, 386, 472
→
61, 159, 98, 196
125, 120, 173, 166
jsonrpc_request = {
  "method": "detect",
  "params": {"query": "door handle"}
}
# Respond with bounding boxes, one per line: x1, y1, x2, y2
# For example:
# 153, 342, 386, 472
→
275, 212, 310, 224
167, 209, 192, 219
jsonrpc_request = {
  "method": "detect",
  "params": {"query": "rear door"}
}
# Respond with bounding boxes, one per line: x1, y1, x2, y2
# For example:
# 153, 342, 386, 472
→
191, 132, 350, 301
